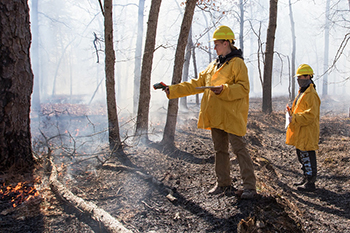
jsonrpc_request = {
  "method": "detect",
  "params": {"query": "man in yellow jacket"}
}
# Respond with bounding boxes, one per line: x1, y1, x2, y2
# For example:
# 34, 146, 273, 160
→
163, 26, 256, 199
286, 64, 321, 192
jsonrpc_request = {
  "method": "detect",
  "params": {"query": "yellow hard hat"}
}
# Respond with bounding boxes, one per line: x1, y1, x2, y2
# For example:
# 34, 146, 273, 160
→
295, 64, 314, 77
211, 26, 235, 42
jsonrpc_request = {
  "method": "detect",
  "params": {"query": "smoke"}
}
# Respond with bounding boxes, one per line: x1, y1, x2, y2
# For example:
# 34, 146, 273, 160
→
29, 0, 350, 150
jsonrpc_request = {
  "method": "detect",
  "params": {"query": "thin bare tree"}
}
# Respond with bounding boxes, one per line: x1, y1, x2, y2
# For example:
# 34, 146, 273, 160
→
135, 0, 162, 141
133, 0, 145, 115
262, 0, 278, 114
288, 0, 296, 101
322, 0, 330, 97
103, 0, 121, 151
239, 0, 245, 53
31, 0, 41, 114
161, 0, 197, 147
191, 37, 200, 105
180, 28, 193, 109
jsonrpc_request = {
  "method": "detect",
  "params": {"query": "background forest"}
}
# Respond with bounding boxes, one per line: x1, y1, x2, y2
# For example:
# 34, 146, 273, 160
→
30, 0, 350, 112
1, 0, 350, 232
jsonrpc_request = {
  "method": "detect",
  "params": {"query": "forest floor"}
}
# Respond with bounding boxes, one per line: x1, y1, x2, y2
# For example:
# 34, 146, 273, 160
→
1, 96, 350, 233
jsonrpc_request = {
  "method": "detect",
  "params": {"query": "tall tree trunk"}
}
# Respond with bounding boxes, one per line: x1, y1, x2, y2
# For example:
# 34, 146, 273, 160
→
262, 0, 278, 114
0, 0, 34, 170
288, 0, 296, 101
133, 0, 145, 115
161, 0, 197, 147
180, 28, 193, 109
201, 11, 212, 63
239, 0, 244, 52
248, 3, 255, 94
104, 0, 121, 151
323, 0, 330, 97
31, 0, 41, 114
135, 0, 162, 141
191, 37, 200, 105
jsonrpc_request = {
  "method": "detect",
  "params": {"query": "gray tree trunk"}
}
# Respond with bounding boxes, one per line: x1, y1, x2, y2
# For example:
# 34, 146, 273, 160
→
323, 0, 330, 97
31, 0, 41, 114
288, 0, 296, 101
180, 28, 193, 109
202, 12, 212, 63
135, 0, 162, 141
262, 0, 278, 114
133, 0, 145, 115
239, 0, 244, 52
0, 0, 34, 170
104, 0, 121, 152
191, 37, 200, 105
161, 0, 197, 147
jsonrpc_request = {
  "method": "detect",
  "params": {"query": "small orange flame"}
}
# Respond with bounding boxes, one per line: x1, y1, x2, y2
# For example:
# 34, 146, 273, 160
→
0, 181, 40, 208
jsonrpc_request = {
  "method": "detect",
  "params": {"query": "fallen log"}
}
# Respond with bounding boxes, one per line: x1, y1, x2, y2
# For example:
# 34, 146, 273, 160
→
49, 160, 132, 233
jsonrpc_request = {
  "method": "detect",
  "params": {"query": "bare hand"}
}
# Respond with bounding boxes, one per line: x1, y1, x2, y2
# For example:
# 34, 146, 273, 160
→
210, 85, 223, 95
164, 86, 170, 95
286, 104, 291, 113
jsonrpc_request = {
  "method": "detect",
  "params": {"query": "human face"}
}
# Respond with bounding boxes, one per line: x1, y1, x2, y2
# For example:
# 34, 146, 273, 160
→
214, 40, 230, 56
297, 75, 311, 87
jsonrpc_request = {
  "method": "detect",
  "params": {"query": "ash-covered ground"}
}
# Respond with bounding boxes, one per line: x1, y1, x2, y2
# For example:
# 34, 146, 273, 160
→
1, 96, 349, 233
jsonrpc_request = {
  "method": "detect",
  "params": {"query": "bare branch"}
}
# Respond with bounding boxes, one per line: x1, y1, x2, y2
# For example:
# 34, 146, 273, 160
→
315, 33, 350, 80
98, 0, 104, 16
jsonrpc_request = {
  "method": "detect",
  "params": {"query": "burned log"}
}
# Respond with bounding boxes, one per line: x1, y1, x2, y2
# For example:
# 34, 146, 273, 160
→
49, 160, 132, 233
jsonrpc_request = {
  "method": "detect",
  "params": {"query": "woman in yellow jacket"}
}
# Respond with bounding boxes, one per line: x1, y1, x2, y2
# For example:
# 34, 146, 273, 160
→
163, 26, 256, 199
286, 64, 321, 192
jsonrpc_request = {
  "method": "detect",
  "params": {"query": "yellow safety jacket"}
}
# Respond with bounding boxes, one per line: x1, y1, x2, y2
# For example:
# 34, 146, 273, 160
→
286, 84, 321, 151
167, 57, 249, 136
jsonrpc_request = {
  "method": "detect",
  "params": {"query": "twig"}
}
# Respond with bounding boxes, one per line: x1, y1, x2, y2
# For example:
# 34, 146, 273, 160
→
141, 201, 160, 212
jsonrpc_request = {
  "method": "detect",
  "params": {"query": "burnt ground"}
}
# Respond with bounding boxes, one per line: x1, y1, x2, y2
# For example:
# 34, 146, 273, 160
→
1, 96, 350, 232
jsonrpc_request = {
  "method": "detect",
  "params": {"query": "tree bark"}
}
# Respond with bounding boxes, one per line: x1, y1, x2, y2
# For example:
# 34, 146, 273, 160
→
239, 0, 245, 52
135, 0, 162, 141
288, 0, 296, 101
0, 0, 34, 170
262, 0, 278, 114
191, 37, 200, 105
180, 28, 193, 109
161, 0, 197, 147
133, 0, 145, 115
104, 0, 121, 151
323, 0, 330, 97
31, 0, 41, 114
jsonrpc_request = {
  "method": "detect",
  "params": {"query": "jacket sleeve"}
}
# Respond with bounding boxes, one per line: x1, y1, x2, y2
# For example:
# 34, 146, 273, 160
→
291, 93, 319, 126
167, 78, 205, 99
167, 63, 213, 99
217, 58, 250, 101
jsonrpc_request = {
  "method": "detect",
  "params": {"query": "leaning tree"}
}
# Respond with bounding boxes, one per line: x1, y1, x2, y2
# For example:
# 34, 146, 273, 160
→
161, 0, 197, 147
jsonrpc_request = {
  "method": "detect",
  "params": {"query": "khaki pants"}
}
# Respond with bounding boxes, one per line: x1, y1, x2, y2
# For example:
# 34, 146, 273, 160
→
211, 128, 256, 190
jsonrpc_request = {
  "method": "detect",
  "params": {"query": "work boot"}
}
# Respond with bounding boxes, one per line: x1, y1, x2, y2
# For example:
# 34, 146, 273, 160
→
293, 177, 307, 186
208, 183, 229, 195
240, 189, 257, 199
297, 182, 316, 192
